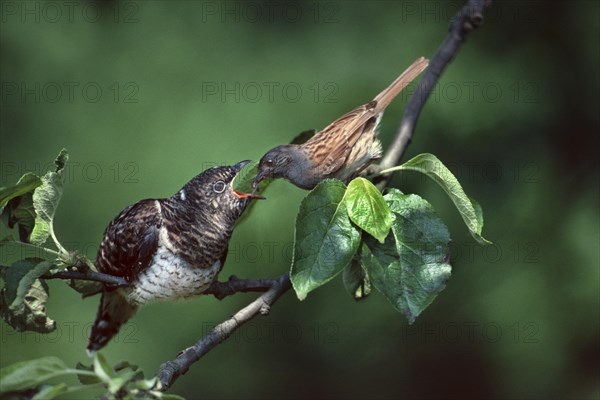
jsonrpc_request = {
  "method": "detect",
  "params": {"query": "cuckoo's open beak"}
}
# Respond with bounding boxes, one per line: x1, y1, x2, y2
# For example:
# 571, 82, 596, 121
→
231, 186, 265, 200
233, 160, 251, 172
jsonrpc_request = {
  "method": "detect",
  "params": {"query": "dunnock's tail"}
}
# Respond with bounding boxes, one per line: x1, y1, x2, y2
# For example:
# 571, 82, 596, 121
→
373, 56, 429, 111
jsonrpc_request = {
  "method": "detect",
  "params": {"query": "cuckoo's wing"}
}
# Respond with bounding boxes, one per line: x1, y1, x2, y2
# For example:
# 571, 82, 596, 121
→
95, 199, 161, 282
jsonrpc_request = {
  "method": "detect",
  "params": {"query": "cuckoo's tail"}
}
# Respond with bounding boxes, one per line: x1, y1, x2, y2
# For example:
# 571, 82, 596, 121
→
373, 57, 429, 110
87, 290, 137, 355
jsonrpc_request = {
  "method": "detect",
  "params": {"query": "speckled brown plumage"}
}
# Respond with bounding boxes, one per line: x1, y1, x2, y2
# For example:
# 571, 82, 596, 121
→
254, 57, 429, 190
88, 161, 260, 354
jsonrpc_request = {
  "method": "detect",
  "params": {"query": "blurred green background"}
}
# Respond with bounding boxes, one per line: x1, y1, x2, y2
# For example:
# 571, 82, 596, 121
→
1, 1, 598, 399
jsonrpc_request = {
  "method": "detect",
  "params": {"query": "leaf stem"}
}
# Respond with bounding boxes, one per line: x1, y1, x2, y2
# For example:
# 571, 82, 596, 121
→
65, 369, 98, 376
2, 240, 61, 257
49, 226, 69, 257
63, 382, 106, 394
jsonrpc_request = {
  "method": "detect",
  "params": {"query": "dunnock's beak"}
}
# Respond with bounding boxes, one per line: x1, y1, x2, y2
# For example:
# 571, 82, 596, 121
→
252, 171, 265, 189
231, 160, 265, 200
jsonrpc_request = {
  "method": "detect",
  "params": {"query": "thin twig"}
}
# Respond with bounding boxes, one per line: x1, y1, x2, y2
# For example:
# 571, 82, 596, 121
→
41, 270, 130, 288
204, 275, 280, 300
157, 273, 291, 390
378, 0, 491, 188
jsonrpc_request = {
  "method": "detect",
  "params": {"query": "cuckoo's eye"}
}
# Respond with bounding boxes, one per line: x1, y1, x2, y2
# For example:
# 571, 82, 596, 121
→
213, 181, 226, 193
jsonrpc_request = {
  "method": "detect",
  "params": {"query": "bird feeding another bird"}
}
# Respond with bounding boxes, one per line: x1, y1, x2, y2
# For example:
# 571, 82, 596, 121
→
87, 57, 428, 353
87, 160, 263, 354
253, 57, 429, 190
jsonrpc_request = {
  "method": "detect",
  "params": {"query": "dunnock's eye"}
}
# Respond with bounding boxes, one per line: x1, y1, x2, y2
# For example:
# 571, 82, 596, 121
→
213, 181, 226, 193
265, 159, 274, 167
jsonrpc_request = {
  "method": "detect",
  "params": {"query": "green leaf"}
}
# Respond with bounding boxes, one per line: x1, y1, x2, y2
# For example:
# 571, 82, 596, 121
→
93, 353, 114, 383
0, 234, 16, 247
53, 148, 68, 172
66, 278, 103, 298
29, 151, 68, 247
78, 358, 142, 392
133, 377, 157, 391
1, 190, 37, 243
0, 280, 56, 333
32, 383, 68, 400
291, 180, 361, 300
1, 258, 54, 306
0, 258, 56, 333
0, 150, 68, 247
0, 356, 68, 393
342, 259, 371, 300
380, 153, 491, 245
113, 360, 139, 373
345, 177, 394, 243
231, 161, 255, 194
232, 160, 271, 197
76, 362, 101, 385
108, 370, 137, 394
0, 173, 42, 213
62, 258, 103, 297
362, 191, 452, 324
469, 196, 486, 236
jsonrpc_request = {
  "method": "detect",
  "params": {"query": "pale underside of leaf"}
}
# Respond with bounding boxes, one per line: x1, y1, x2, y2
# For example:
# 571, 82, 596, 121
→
0, 173, 42, 213
0, 356, 68, 393
29, 171, 64, 246
380, 153, 491, 245
0, 258, 56, 333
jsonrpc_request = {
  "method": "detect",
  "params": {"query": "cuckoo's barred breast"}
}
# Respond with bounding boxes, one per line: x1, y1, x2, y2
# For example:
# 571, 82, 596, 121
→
95, 194, 235, 303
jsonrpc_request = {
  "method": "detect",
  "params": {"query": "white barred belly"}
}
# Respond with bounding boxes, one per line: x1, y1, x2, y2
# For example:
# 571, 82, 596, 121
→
126, 244, 220, 306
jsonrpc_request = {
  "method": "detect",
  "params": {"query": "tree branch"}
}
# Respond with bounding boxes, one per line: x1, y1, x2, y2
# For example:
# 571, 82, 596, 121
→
41, 270, 130, 288
41, 269, 280, 299
154, 0, 491, 390
378, 0, 491, 186
157, 273, 291, 390
204, 274, 281, 300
